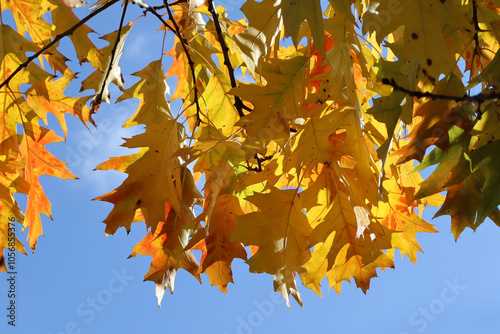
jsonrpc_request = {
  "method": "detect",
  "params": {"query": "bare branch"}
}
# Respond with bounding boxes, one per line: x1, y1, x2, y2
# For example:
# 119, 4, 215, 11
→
381, 77, 500, 118
470, 0, 484, 82
132, 0, 175, 32
207, 0, 250, 118
92, 0, 130, 110
134, 0, 202, 125
164, 0, 202, 125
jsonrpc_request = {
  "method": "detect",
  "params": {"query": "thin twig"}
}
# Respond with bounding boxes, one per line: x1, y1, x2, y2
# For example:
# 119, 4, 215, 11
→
132, 0, 175, 32
382, 77, 500, 118
0, 0, 120, 91
207, 0, 250, 117
470, 0, 484, 82
169, 0, 188, 6
152, 4, 167, 10
135, 0, 202, 124
164, 0, 201, 125
92, 0, 130, 110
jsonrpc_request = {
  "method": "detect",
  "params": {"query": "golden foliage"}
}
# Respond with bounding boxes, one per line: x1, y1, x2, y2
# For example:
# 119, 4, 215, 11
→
1, 0, 499, 306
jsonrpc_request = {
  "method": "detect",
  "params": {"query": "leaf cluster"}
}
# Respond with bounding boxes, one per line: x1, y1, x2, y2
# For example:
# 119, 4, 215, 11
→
1, 0, 500, 306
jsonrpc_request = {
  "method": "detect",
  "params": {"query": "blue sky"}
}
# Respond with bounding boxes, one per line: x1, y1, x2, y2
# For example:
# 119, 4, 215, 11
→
2, 1, 500, 333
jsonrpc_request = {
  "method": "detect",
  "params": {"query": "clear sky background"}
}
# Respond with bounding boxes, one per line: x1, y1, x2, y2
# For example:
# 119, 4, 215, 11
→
1, 1, 500, 333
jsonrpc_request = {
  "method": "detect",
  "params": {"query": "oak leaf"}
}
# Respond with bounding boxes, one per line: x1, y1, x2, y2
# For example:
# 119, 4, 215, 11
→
233, 188, 312, 307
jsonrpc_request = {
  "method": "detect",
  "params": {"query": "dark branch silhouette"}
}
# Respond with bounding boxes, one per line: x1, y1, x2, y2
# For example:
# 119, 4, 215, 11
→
381, 77, 500, 118
164, 0, 202, 125
207, 0, 251, 118
92, 0, 130, 111
139, 0, 202, 125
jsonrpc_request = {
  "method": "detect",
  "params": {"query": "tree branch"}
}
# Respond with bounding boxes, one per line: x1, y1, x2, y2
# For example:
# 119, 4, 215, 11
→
470, 0, 484, 81
92, 0, 130, 110
131, 0, 175, 32
164, 0, 201, 125
207, 0, 249, 118
135, 0, 202, 125
381, 78, 500, 118
0, 0, 120, 91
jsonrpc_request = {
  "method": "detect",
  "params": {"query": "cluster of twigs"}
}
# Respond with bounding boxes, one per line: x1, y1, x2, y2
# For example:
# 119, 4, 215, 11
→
0, 0, 250, 125
1, 0, 497, 130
